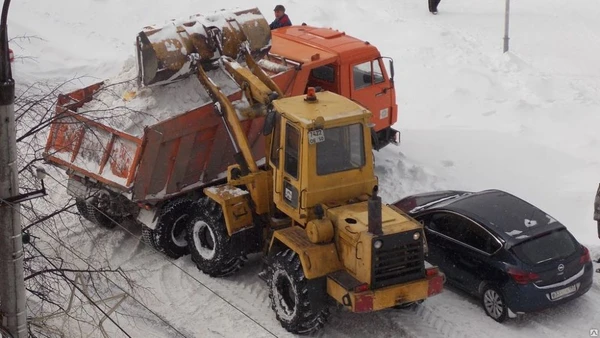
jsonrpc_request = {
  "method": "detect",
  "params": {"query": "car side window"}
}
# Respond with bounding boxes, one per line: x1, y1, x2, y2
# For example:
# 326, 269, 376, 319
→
428, 213, 500, 254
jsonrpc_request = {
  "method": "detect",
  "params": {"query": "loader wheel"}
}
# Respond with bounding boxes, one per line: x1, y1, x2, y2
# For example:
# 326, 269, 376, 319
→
268, 249, 329, 334
393, 300, 423, 310
150, 198, 193, 258
186, 197, 246, 277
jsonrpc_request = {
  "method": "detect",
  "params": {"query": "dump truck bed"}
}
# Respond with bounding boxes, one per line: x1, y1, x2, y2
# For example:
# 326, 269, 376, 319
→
44, 60, 292, 202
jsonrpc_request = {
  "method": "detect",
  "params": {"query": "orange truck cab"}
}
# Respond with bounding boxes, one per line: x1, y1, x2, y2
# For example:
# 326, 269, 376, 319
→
268, 25, 399, 150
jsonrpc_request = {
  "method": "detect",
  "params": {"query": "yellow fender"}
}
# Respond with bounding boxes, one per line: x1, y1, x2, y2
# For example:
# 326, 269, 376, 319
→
269, 226, 342, 279
204, 184, 254, 236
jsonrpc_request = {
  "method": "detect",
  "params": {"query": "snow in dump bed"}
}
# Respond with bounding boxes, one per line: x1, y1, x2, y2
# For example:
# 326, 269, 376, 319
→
76, 57, 245, 137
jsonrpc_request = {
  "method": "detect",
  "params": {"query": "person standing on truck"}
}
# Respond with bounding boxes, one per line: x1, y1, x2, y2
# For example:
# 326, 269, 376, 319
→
270, 5, 292, 30
428, 0, 441, 14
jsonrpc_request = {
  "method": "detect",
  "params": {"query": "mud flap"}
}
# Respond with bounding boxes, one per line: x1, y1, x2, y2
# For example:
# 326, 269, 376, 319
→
306, 277, 330, 312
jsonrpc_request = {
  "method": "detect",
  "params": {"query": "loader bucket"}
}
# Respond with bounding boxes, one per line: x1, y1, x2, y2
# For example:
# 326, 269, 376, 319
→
136, 7, 272, 87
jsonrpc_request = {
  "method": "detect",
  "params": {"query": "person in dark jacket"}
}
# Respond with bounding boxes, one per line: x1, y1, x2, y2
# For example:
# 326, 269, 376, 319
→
270, 5, 292, 30
428, 0, 441, 14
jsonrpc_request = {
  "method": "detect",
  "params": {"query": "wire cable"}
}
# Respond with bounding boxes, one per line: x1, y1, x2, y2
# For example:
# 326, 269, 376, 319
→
28, 244, 132, 338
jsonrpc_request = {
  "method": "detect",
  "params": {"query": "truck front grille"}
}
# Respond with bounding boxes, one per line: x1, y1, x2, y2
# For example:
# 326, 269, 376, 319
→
371, 231, 425, 289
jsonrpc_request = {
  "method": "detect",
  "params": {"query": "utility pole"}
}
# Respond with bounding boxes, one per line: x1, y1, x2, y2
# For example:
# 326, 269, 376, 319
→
0, 0, 27, 337
503, 0, 511, 53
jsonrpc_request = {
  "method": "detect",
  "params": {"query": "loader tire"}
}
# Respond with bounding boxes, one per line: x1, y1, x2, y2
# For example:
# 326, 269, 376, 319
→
186, 197, 246, 277
268, 249, 329, 334
150, 198, 193, 258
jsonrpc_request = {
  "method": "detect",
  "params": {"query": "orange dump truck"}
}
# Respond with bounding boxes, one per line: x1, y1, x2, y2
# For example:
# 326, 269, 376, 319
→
43, 8, 400, 257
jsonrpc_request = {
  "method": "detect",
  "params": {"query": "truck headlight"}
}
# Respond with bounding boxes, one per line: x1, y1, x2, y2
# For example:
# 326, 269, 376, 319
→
413, 232, 421, 240
374, 240, 383, 249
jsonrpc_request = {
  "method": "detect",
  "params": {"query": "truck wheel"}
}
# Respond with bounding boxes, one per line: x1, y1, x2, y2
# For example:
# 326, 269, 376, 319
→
481, 285, 508, 323
75, 198, 90, 220
268, 249, 329, 334
80, 193, 120, 229
141, 226, 158, 249
150, 198, 193, 258
186, 197, 246, 277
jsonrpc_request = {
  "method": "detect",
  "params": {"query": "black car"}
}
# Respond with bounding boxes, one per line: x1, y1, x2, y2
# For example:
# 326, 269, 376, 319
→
393, 189, 594, 322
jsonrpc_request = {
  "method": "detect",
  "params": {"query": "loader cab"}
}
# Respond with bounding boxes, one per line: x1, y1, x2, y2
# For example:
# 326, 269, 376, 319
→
267, 89, 378, 225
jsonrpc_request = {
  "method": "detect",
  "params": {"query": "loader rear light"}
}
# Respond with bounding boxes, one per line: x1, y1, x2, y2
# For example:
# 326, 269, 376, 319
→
428, 272, 444, 296
426, 267, 439, 277
354, 293, 374, 313
354, 283, 370, 293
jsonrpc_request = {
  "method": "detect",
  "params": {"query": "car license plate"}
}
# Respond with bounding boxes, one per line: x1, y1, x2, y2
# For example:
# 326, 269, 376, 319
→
550, 283, 579, 300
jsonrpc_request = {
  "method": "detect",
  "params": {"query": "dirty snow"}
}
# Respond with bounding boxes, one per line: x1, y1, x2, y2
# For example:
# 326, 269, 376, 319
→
9, 0, 600, 337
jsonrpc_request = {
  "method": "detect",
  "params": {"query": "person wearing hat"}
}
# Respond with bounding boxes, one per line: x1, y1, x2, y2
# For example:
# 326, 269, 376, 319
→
270, 5, 292, 30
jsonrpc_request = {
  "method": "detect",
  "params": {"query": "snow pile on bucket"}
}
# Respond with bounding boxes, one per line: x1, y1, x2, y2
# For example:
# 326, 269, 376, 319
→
78, 57, 242, 137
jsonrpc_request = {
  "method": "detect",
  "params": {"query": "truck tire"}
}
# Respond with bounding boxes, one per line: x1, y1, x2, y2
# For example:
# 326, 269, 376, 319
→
75, 198, 90, 220
78, 194, 120, 229
268, 249, 329, 334
150, 198, 193, 258
85, 202, 119, 229
141, 225, 158, 249
186, 197, 246, 277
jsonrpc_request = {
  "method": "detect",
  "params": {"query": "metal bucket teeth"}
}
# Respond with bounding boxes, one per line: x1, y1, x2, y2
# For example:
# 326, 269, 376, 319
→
136, 8, 271, 87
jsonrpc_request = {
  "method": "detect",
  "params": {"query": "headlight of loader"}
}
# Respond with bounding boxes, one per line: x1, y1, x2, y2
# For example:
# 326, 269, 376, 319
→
374, 240, 383, 249
413, 232, 421, 240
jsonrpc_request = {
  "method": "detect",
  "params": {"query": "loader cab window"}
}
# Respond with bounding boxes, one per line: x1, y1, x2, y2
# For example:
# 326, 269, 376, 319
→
316, 123, 365, 175
353, 59, 385, 90
284, 123, 300, 179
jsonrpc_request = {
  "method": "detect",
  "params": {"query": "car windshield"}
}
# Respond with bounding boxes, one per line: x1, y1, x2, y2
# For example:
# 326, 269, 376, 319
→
316, 123, 365, 175
511, 229, 578, 265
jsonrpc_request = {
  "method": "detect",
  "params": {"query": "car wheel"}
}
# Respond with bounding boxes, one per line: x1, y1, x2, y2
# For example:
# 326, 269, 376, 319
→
481, 286, 508, 323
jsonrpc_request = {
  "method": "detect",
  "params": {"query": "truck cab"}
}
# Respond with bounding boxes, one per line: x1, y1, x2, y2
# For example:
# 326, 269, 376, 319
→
269, 26, 399, 149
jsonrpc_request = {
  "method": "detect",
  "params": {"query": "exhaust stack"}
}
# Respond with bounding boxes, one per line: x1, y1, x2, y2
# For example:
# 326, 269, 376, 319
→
136, 7, 272, 87
368, 185, 383, 236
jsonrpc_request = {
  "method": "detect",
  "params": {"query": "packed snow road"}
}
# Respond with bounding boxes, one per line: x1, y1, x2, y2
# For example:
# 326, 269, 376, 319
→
9, 0, 600, 337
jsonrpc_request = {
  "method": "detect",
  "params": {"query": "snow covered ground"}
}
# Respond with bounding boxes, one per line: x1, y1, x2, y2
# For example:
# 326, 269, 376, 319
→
8, 0, 600, 337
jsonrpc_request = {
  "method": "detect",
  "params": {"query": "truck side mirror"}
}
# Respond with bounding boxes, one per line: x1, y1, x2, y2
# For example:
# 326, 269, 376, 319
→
388, 59, 395, 83
263, 110, 276, 135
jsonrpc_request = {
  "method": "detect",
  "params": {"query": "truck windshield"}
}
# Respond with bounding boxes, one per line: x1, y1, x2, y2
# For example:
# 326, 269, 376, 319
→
316, 123, 365, 175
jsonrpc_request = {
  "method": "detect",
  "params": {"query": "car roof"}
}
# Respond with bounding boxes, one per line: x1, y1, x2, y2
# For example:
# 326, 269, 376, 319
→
427, 189, 566, 247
